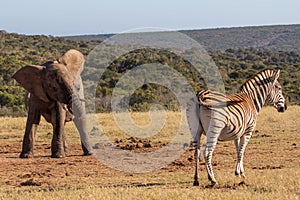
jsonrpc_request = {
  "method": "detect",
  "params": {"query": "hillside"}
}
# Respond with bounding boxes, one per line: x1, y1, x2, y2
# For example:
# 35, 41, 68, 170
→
88, 47, 299, 112
0, 25, 299, 116
64, 24, 300, 51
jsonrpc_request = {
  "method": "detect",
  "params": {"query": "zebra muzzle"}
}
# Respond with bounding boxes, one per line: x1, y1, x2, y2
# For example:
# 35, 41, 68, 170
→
277, 104, 287, 112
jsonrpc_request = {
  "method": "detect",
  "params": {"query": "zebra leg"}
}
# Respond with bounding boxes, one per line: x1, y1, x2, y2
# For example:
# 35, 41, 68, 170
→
204, 136, 218, 185
234, 138, 241, 176
234, 132, 252, 177
192, 131, 202, 186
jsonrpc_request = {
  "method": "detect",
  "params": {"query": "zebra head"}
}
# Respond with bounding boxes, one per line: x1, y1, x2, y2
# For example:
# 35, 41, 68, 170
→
266, 70, 287, 112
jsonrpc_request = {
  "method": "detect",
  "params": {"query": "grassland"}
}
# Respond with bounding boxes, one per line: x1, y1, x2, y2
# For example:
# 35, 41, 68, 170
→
0, 106, 299, 200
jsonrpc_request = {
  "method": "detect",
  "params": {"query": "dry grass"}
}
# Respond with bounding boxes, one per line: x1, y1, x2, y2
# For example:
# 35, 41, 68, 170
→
0, 106, 299, 200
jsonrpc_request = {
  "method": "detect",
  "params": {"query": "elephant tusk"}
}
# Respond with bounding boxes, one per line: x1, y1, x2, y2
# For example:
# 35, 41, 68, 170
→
63, 104, 71, 112
65, 104, 73, 115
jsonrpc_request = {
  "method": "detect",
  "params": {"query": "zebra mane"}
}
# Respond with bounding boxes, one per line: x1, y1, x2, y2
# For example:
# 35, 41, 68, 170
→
239, 68, 277, 92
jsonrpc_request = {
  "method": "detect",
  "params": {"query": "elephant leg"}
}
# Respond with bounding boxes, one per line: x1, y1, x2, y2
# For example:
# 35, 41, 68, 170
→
62, 114, 69, 157
63, 132, 68, 157
20, 105, 41, 158
51, 102, 67, 158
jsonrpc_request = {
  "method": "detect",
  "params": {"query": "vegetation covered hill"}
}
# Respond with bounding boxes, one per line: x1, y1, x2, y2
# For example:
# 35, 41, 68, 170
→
0, 24, 299, 116
88, 47, 299, 112
182, 24, 300, 51
65, 24, 300, 51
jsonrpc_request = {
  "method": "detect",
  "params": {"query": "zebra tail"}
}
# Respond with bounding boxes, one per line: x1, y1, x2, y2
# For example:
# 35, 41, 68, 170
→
186, 95, 201, 142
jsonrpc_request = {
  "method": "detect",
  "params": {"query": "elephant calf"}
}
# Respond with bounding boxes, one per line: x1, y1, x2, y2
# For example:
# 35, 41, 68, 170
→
13, 49, 93, 158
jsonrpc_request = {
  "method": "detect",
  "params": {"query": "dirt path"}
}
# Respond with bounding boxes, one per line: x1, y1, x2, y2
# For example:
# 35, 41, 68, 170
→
1, 132, 298, 192
0, 141, 195, 191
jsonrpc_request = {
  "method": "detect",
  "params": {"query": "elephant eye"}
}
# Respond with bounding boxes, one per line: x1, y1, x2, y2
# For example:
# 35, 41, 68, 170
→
51, 85, 57, 90
48, 83, 57, 90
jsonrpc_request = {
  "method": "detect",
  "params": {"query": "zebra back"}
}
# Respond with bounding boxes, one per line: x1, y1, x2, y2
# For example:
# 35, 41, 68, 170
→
197, 90, 243, 108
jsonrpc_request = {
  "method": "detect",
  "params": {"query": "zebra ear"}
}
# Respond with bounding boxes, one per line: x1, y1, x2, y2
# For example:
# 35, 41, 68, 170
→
274, 70, 280, 81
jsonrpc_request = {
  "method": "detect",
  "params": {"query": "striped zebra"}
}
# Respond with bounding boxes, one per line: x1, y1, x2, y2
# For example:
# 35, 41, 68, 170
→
187, 68, 287, 186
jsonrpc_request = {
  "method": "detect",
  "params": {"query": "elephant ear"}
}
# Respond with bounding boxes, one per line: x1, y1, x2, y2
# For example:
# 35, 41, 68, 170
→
57, 49, 85, 80
12, 65, 50, 102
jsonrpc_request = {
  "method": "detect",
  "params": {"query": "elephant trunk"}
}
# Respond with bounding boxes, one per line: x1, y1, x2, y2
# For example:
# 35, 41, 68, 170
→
68, 93, 93, 155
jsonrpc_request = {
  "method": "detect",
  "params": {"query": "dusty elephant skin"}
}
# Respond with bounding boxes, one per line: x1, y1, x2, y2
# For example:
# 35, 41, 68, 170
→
12, 49, 93, 158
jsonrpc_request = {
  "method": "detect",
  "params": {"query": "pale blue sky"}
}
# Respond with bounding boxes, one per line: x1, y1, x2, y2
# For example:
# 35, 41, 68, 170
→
0, 0, 299, 36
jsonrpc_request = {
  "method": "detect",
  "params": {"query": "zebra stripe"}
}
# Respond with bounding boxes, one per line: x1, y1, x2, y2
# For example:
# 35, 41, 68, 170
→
187, 68, 286, 186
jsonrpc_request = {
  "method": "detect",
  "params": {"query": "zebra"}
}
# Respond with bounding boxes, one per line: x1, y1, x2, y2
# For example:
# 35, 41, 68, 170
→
187, 68, 287, 186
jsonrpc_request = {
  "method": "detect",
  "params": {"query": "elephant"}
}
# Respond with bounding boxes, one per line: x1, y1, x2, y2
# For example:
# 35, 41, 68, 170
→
12, 49, 93, 158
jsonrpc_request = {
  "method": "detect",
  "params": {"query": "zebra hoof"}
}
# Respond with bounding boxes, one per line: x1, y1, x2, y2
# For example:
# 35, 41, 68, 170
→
235, 172, 246, 178
205, 181, 218, 188
208, 180, 218, 187
193, 180, 200, 186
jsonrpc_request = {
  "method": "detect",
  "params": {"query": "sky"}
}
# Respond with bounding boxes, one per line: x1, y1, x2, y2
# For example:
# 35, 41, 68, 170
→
0, 0, 299, 36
